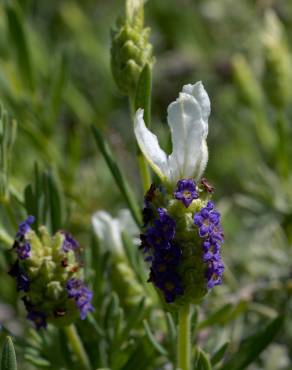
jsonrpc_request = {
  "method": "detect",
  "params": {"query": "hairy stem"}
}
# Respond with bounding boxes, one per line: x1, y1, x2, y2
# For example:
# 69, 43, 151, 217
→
177, 303, 192, 370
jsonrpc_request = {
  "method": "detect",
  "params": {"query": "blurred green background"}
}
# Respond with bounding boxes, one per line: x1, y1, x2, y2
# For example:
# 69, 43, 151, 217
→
1, 0, 292, 369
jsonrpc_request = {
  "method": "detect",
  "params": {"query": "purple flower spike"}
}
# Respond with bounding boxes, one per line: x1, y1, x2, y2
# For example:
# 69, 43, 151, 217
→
174, 179, 198, 208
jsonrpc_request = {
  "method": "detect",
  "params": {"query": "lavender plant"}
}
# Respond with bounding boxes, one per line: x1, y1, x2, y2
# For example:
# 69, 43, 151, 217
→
0, 0, 289, 369
134, 80, 224, 369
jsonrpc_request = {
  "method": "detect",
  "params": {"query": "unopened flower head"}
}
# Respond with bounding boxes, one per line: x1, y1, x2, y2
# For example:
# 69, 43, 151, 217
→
136, 83, 224, 308
111, 0, 154, 95
8, 217, 93, 329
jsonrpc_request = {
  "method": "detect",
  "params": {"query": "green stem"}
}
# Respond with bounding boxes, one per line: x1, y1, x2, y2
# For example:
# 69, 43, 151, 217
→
64, 324, 91, 370
137, 152, 152, 192
129, 96, 152, 193
177, 304, 192, 370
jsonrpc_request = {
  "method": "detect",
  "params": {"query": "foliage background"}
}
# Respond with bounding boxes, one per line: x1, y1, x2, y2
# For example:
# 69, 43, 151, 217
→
0, 0, 292, 369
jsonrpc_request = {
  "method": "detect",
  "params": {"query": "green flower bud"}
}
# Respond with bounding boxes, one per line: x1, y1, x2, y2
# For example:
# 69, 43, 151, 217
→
8, 217, 93, 329
111, 0, 154, 95
262, 11, 292, 109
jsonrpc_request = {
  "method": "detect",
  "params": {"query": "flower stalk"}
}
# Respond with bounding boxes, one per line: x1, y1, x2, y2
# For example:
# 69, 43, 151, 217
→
177, 304, 192, 370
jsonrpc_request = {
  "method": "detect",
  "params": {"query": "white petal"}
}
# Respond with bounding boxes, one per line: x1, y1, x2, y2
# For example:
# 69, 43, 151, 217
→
196, 139, 209, 179
183, 81, 210, 137
134, 109, 170, 181
92, 211, 124, 256
167, 92, 205, 182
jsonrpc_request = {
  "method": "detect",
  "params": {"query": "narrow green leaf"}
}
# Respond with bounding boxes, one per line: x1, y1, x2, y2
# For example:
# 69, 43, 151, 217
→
24, 185, 35, 219
24, 354, 50, 368
122, 297, 146, 339
197, 349, 212, 370
221, 316, 284, 370
198, 303, 234, 329
166, 312, 176, 344
134, 64, 152, 190
5, 3, 34, 91
104, 293, 120, 334
92, 125, 142, 227
0, 228, 13, 247
87, 313, 104, 336
1, 337, 17, 370
46, 171, 63, 233
48, 51, 69, 123
211, 342, 229, 366
121, 231, 148, 287
143, 319, 168, 356
135, 63, 152, 127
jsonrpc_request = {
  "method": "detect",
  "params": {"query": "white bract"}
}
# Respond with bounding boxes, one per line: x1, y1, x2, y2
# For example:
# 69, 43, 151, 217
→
134, 81, 210, 184
92, 209, 138, 257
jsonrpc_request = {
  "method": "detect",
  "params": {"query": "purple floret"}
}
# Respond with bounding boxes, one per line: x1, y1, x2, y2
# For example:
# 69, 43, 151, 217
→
205, 258, 225, 289
17, 216, 35, 238
16, 241, 31, 260
66, 278, 94, 320
150, 269, 184, 303
8, 262, 30, 292
174, 179, 198, 208
66, 278, 84, 298
13, 216, 35, 260
27, 310, 47, 330
76, 287, 94, 319
194, 201, 221, 238
145, 208, 176, 250
145, 226, 171, 250
62, 232, 79, 252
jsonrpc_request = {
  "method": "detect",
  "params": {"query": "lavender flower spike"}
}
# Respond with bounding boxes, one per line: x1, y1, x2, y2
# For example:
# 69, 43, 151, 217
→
8, 218, 93, 329
139, 178, 224, 309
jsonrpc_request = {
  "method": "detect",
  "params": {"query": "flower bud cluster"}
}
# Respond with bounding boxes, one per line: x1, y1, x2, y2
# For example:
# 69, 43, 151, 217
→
111, 3, 153, 95
9, 217, 93, 329
139, 178, 224, 309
